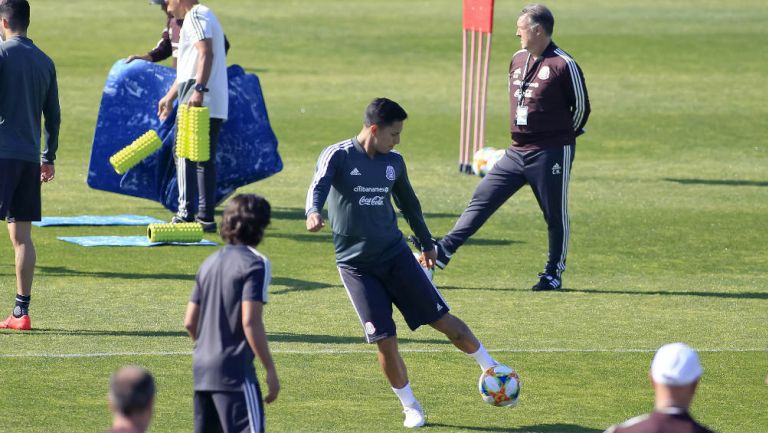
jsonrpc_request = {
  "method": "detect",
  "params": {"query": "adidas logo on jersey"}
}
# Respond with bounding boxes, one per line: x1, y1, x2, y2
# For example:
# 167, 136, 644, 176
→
350, 168, 362, 176
552, 163, 561, 175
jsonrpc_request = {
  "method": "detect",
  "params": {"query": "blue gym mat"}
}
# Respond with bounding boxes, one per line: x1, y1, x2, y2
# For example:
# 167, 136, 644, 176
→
57, 236, 217, 247
33, 215, 165, 227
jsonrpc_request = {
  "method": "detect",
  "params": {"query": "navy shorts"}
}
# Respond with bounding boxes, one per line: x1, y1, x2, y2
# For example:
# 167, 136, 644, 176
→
0, 159, 41, 222
194, 378, 264, 433
338, 246, 450, 343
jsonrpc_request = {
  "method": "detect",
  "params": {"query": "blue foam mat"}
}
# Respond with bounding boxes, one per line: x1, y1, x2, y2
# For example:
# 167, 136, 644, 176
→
57, 236, 217, 247
33, 215, 165, 227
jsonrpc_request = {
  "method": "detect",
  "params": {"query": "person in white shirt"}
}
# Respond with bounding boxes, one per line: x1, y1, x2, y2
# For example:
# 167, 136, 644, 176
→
158, 0, 227, 233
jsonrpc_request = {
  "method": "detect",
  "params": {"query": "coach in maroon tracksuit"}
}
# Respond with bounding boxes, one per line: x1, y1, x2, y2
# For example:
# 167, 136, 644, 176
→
432, 4, 590, 291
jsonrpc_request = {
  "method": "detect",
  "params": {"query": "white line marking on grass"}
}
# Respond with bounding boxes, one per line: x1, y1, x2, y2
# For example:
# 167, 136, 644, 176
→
0, 347, 765, 358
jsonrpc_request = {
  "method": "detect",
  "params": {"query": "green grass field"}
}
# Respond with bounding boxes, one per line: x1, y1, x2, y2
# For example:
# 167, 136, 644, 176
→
1, 0, 767, 431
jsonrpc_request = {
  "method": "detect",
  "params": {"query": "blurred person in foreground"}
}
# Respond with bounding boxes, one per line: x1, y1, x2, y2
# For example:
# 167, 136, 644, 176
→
107, 366, 156, 433
604, 343, 716, 433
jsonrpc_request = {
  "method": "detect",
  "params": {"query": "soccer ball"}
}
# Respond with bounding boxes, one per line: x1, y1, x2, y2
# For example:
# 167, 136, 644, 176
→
472, 147, 505, 177
413, 252, 434, 281
478, 364, 520, 407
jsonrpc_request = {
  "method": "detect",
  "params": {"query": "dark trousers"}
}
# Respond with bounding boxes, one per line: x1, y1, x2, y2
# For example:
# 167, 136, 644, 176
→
440, 145, 575, 277
176, 118, 223, 221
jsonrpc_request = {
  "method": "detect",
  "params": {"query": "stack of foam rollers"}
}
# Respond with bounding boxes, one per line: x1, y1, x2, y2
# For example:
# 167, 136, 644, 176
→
175, 105, 210, 162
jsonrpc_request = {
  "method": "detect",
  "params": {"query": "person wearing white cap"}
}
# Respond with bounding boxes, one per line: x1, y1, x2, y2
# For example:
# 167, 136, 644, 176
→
604, 343, 716, 433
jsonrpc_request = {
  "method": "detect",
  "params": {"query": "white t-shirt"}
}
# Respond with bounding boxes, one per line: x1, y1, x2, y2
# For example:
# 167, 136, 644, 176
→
177, 4, 228, 120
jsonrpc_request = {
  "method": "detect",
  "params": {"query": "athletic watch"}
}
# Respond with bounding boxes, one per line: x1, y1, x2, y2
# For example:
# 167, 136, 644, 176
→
194, 83, 209, 93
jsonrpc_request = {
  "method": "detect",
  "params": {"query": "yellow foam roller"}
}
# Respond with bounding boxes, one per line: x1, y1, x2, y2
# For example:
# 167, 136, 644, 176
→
175, 104, 188, 159
175, 105, 210, 162
147, 222, 203, 243
185, 106, 210, 162
109, 130, 162, 175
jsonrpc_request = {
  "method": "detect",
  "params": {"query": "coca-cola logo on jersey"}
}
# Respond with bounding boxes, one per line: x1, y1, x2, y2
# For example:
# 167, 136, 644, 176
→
359, 196, 385, 206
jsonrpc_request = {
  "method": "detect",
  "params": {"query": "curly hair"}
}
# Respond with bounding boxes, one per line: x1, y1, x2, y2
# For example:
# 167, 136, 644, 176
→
220, 194, 271, 246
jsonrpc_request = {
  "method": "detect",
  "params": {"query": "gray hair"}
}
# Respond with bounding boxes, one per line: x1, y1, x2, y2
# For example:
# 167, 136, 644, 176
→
520, 4, 554, 36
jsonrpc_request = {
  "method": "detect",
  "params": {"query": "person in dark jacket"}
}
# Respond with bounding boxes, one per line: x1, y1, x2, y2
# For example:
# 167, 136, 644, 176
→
427, 4, 590, 291
0, 0, 60, 331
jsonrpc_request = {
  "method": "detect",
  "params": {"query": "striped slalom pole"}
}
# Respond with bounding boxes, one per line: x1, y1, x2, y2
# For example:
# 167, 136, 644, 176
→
460, 0, 495, 174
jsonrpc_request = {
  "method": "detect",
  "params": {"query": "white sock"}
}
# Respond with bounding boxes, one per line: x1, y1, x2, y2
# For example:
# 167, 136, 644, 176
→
468, 344, 497, 371
392, 382, 419, 408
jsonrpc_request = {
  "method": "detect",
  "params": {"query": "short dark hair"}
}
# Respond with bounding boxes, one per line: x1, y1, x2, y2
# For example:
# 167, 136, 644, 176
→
220, 194, 271, 246
109, 366, 156, 417
363, 98, 408, 128
520, 4, 554, 36
0, 0, 30, 32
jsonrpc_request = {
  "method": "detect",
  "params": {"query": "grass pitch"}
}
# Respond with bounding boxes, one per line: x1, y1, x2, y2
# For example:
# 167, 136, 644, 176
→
0, 0, 766, 432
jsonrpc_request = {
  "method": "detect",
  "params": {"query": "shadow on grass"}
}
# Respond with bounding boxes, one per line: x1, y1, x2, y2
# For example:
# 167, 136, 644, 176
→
34, 266, 193, 281
28, 329, 188, 337
269, 331, 449, 345
563, 287, 768, 300
271, 277, 335, 295
267, 232, 333, 243
270, 207, 311, 221
269, 207, 460, 221
664, 178, 768, 187
427, 423, 603, 433
21, 329, 449, 345
242, 67, 270, 74
439, 285, 524, 292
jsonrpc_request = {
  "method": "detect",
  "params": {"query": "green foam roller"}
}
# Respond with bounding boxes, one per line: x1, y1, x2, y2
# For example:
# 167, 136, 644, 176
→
175, 104, 190, 159
185, 106, 210, 162
147, 222, 204, 243
109, 130, 162, 175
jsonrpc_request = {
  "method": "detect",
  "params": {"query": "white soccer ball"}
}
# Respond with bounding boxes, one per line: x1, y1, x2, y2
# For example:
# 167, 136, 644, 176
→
478, 364, 520, 407
413, 252, 434, 281
472, 147, 503, 177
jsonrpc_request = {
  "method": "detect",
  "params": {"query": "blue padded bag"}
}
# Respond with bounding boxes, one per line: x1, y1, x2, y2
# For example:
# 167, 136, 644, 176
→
87, 59, 282, 211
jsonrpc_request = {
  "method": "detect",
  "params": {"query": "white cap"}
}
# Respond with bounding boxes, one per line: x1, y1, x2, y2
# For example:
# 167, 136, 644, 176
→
651, 343, 703, 386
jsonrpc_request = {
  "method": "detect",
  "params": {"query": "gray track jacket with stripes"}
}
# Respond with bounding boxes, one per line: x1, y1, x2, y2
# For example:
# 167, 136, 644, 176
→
306, 137, 434, 266
508, 41, 590, 151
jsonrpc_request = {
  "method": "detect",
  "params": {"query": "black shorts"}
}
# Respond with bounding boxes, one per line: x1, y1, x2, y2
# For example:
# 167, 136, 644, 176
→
338, 246, 450, 343
194, 378, 264, 433
0, 159, 41, 222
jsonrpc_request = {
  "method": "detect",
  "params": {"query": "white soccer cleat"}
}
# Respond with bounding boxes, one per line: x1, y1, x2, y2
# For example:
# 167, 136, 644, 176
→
403, 403, 426, 428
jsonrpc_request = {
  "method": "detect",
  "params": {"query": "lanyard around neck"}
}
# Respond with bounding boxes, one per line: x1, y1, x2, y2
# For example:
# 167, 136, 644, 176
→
517, 53, 543, 107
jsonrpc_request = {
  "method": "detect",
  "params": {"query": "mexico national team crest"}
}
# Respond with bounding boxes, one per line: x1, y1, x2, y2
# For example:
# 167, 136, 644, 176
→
538, 66, 550, 80
364, 322, 376, 335
385, 165, 396, 181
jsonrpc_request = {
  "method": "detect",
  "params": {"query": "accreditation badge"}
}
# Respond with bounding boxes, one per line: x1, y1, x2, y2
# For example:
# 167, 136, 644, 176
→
515, 105, 528, 126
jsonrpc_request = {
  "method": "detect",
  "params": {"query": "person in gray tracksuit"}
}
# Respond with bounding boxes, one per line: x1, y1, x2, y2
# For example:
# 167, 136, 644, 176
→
305, 98, 501, 429
0, 0, 60, 331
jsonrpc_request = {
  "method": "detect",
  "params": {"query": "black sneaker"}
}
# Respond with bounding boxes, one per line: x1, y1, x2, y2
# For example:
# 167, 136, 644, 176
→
408, 236, 452, 270
531, 273, 561, 291
170, 214, 194, 224
195, 217, 217, 233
